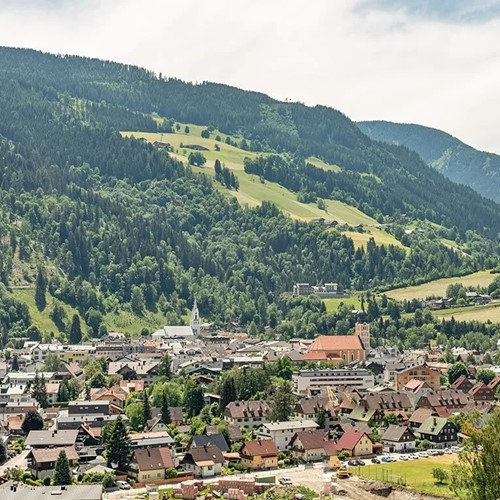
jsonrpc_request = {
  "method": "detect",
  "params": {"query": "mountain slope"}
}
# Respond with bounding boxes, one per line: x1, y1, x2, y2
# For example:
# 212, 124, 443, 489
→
358, 120, 500, 203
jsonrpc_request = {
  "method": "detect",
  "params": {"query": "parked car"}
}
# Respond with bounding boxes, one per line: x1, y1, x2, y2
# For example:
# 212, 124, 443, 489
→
399, 455, 409, 461
355, 460, 366, 466
371, 458, 381, 464
116, 481, 131, 490
279, 477, 292, 485
381, 456, 394, 463
418, 451, 429, 458
408, 453, 419, 460
444, 448, 453, 455
429, 450, 440, 456
348, 460, 358, 466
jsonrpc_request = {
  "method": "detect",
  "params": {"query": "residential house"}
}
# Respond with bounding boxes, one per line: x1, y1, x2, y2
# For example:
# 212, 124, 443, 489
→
290, 430, 328, 462
451, 375, 473, 393
182, 444, 225, 478
469, 381, 495, 401
68, 401, 111, 416
190, 433, 229, 453
258, 420, 319, 451
129, 431, 174, 449
381, 425, 416, 453
336, 429, 374, 457
407, 408, 434, 429
90, 386, 128, 408
128, 447, 175, 483
292, 369, 374, 396
395, 363, 441, 392
224, 400, 270, 430
418, 389, 470, 415
294, 396, 338, 429
240, 439, 279, 470
25, 429, 79, 449
0, 482, 103, 500
417, 417, 458, 449
27, 446, 79, 479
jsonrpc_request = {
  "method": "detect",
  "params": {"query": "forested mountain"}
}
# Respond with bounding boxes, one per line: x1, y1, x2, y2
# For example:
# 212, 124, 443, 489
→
358, 120, 500, 203
0, 46, 498, 341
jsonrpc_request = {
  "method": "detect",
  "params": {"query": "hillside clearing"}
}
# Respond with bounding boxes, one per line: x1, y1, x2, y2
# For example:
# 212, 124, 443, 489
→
385, 270, 497, 301
433, 301, 500, 323
324, 296, 361, 313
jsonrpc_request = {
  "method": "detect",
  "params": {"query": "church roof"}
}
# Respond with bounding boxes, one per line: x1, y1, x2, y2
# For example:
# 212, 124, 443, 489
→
308, 335, 363, 352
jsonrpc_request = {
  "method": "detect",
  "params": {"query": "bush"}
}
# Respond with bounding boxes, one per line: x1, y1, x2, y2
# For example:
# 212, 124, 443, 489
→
102, 472, 116, 489
432, 467, 449, 485
165, 467, 177, 479
43, 476, 52, 486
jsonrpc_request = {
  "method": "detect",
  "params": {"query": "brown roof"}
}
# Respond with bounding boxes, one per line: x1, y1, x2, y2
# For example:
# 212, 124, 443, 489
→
408, 407, 433, 424
382, 424, 415, 443
420, 389, 471, 408
451, 375, 472, 390
487, 376, 500, 390
337, 429, 370, 451
30, 446, 79, 464
363, 392, 413, 411
241, 439, 279, 458
404, 379, 429, 392
133, 447, 174, 471
224, 400, 270, 419
183, 445, 225, 466
291, 430, 327, 450
308, 335, 363, 352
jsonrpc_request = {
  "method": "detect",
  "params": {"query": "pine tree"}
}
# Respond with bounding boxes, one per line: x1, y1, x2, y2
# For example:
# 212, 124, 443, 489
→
218, 376, 237, 415
32, 372, 48, 408
106, 415, 132, 471
142, 391, 152, 427
158, 354, 172, 379
161, 391, 171, 425
11, 354, 19, 371
35, 266, 47, 311
21, 409, 44, 434
270, 380, 295, 422
69, 314, 82, 344
53, 450, 72, 485
184, 380, 205, 418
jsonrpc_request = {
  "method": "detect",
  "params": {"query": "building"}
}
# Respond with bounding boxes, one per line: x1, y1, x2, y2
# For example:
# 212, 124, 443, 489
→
182, 444, 225, 478
294, 396, 337, 429
224, 400, 271, 430
27, 446, 79, 479
289, 430, 328, 462
25, 430, 79, 449
191, 299, 200, 336
292, 369, 374, 395
68, 401, 111, 416
257, 420, 318, 451
190, 433, 229, 453
468, 382, 495, 401
128, 447, 175, 483
240, 439, 279, 470
381, 425, 416, 453
395, 363, 441, 392
0, 482, 103, 500
292, 283, 344, 297
417, 417, 458, 449
336, 429, 374, 457
304, 323, 370, 363
450, 375, 473, 393
129, 431, 174, 449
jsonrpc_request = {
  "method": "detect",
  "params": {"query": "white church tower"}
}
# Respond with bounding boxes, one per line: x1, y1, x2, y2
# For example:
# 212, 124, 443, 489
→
190, 299, 200, 336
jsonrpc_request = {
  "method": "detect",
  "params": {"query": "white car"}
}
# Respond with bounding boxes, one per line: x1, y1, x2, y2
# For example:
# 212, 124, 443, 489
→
399, 455, 409, 461
408, 453, 419, 460
419, 451, 429, 458
429, 450, 440, 456
279, 477, 292, 485
116, 481, 131, 490
444, 448, 453, 454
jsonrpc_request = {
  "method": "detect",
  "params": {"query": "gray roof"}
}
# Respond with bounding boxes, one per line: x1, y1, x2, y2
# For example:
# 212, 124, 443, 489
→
382, 424, 415, 442
261, 420, 318, 432
0, 482, 102, 500
25, 430, 78, 447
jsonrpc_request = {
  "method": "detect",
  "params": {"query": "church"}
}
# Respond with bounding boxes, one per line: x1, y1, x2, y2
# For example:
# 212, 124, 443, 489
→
152, 300, 200, 339
304, 322, 370, 363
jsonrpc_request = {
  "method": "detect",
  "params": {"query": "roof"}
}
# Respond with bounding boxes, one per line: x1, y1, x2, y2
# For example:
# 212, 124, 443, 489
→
308, 335, 363, 352
183, 444, 225, 466
261, 420, 318, 432
25, 430, 79, 447
451, 375, 472, 390
404, 379, 429, 392
469, 381, 494, 396
191, 433, 229, 452
0, 483, 103, 500
408, 407, 433, 424
336, 429, 370, 451
30, 446, 79, 464
133, 447, 174, 471
224, 400, 270, 419
382, 425, 415, 443
418, 416, 453, 436
241, 439, 279, 457
291, 430, 327, 450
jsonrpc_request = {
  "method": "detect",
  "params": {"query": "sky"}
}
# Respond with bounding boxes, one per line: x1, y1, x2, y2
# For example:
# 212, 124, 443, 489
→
0, 0, 499, 153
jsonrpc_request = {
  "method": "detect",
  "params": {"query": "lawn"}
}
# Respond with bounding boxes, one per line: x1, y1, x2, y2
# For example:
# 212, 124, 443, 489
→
354, 456, 456, 498
385, 270, 497, 301
323, 296, 361, 313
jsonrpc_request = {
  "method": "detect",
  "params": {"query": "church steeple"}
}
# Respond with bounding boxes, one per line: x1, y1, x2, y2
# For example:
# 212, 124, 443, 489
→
191, 299, 200, 336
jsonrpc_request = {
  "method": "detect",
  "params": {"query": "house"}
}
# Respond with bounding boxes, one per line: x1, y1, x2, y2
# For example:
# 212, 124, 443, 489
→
224, 400, 270, 430
451, 375, 473, 393
336, 429, 374, 457
408, 408, 434, 429
68, 401, 111, 416
468, 382, 495, 401
240, 439, 279, 470
128, 447, 175, 483
292, 369, 374, 395
417, 417, 458, 449
294, 395, 337, 429
290, 430, 328, 462
46, 383, 60, 406
90, 386, 128, 408
258, 420, 318, 451
418, 389, 471, 414
129, 431, 174, 449
190, 433, 229, 453
488, 376, 500, 393
381, 425, 416, 453
0, 482, 103, 500
395, 363, 441, 392
182, 444, 225, 478
27, 446, 79, 479
25, 429, 79, 449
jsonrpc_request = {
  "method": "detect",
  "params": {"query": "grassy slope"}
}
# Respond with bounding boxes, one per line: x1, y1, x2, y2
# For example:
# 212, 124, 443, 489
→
433, 301, 500, 323
121, 128, 403, 247
354, 455, 456, 498
385, 270, 497, 301
324, 296, 362, 313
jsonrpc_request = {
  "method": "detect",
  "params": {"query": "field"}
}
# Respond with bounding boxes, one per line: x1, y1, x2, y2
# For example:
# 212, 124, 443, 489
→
385, 270, 497, 301
122, 127, 403, 248
324, 296, 361, 313
433, 301, 500, 323
11, 288, 176, 336
354, 455, 456, 498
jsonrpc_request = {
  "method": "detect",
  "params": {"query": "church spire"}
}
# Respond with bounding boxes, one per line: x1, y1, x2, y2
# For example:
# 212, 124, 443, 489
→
191, 298, 200, 336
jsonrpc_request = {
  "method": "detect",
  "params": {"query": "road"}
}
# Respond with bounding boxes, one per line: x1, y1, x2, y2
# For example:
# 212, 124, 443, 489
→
0, 449, 29, 476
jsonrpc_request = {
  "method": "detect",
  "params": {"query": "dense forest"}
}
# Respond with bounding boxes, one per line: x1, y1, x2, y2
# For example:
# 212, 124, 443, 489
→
358, 120, 500, 203
0, 46, 498, 343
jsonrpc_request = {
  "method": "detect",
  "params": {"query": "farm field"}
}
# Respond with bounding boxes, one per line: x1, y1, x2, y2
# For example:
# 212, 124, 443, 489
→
354, 455, 456, 498
433, 301, 500, 323
385, 270, 497, 301
123, 127, 403, 248
323, 296, 361, 313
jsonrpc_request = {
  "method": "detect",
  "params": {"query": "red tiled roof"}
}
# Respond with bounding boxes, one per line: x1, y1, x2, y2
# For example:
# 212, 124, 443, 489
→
133, 447, 174, 471
308, 335, 363, 352
336, 429, 369, 451
291, 430, 327, 450
241, 439, 279, 457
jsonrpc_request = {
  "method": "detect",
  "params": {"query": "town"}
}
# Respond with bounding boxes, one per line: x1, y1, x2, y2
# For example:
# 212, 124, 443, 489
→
0, 297, 498, 500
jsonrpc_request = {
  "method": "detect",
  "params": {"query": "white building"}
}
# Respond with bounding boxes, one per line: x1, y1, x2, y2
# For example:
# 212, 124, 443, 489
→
292, 368, 375, 395
257, 420, 318, 451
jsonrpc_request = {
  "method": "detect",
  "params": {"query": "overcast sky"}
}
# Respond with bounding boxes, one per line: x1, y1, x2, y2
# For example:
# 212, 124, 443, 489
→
1, 0, 499, 153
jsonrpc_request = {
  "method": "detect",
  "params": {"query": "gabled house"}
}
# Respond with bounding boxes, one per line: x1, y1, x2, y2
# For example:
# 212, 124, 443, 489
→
381, 425, 416, 453
258, 420, 318, 451
468, 382, 495, 401
27, 446, 79, 479
224, 400, 270, 430
451, 375, 473, 393
128, 447, 175, 483
240, 439, 279, 470
190, 433, 229, 453
182, 444, 225, 478
336, 429, 373, 457
129, 431, 174, 449
25, 429, 79, 449
290, 430, 328, 462
294, 396, 337, 429
417, 417, 458, 449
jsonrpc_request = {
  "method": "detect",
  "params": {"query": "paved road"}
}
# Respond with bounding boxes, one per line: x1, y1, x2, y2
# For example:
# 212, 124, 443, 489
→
0, 449, 29, 476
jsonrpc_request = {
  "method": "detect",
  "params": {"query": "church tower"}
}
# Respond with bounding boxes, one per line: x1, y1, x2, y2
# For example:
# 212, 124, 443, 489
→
355, 322, 370, 355
191, 299, 200, 336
